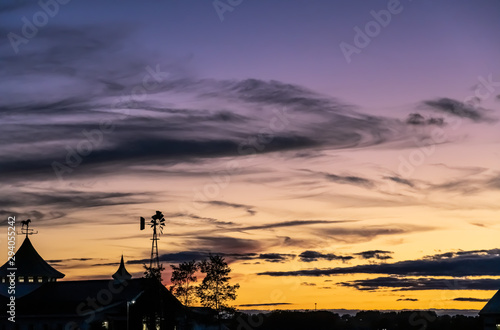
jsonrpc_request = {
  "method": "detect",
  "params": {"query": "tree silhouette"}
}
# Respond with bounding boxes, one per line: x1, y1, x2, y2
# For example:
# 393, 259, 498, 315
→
170, 260, 198, 306
196, 255, 239, 315
143, 263, 165, 281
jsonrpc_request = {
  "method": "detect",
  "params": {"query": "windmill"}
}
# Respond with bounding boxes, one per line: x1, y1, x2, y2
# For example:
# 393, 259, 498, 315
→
139, 212, 166, 330
140, 211, 166, 270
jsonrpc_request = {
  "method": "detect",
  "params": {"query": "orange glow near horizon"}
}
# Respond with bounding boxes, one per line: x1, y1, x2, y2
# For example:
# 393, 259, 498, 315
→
1, 0, 500, 315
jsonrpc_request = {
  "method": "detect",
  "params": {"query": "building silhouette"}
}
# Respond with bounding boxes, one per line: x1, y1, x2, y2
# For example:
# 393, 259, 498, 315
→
0, 235, 218, 330
480, 291, 500, 330
0, 236, 64, 298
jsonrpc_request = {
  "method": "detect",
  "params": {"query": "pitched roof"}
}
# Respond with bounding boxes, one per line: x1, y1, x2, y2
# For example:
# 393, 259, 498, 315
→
480, 289, 500, 315
0, 237, 65, 278
0, 278, 183, 316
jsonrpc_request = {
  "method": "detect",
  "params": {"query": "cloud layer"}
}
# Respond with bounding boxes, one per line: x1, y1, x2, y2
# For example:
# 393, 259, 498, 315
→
259, 248, 500, 278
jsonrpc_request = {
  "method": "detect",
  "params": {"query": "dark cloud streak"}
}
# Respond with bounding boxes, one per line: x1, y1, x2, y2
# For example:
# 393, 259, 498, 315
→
340, 277, 500, 291
259, 248, 500, 277
423, 98, 494, 122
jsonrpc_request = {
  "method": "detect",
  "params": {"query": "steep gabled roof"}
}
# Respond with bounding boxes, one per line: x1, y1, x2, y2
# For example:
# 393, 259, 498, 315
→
0, 278, 184, 316
480, 289, 500, 315
0, 237, 64, 278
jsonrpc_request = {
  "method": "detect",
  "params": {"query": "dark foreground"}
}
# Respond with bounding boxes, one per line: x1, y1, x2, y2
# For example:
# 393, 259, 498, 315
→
228, 310, 481, 330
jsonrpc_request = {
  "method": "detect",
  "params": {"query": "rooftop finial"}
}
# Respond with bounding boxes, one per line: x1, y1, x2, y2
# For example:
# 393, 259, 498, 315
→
112, 254, 132, 281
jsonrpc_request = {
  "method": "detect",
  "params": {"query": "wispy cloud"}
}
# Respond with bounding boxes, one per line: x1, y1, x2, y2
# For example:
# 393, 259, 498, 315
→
324, 173, 374, 188
46, 258, 94, 263
203, 200, 256, 216
303, 170, 375, 189
0, 190, 148, 210
238, 220, 356, 232
453, 297, 489, 302
0, 209, 48, 223
423, 98, 495, 122
167, 212, 235, 226
430, 173, 500, 194
384, 176, 415, 188
354, 250, 393, 260
238, 303, 292, 307
128, 251, 294, 264
406, 113, 445, 126
0, 24, 413, 186
299, 250, 353, 263
314, 224, 433, 244
423, 248, 500, 260
258, 253, 295, 263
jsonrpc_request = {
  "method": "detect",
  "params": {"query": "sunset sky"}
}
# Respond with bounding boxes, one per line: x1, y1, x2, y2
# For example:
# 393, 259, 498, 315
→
1, 0, 500, 312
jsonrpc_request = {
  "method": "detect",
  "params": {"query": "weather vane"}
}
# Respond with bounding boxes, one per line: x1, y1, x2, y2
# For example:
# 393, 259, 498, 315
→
140, 211, 166, 269
18, 219, 38, 238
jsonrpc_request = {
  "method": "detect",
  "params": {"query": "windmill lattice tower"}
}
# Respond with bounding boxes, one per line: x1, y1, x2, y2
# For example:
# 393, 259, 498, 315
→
140, 211, 165, 269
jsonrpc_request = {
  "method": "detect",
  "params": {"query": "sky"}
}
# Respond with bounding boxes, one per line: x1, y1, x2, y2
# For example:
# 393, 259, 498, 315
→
1, 0, 500, 312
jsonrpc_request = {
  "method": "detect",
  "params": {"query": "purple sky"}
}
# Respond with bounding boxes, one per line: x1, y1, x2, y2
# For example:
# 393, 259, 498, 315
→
1, 0, 500, 310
